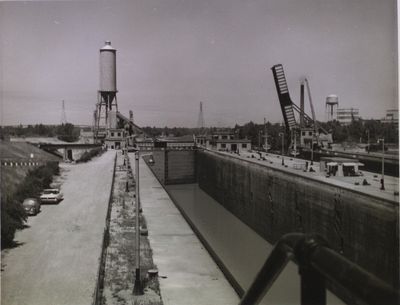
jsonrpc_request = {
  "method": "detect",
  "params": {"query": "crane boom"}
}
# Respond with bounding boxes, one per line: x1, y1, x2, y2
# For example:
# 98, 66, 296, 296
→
303, 78, 317, 135
303, 78, 330, 135
271, 64, 297, 132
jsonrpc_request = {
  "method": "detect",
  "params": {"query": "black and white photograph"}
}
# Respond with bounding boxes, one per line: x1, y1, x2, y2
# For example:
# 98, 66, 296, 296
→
0, 1, 399, 305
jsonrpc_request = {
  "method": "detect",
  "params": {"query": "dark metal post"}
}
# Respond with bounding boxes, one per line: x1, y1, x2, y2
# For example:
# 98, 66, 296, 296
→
300, 82, 305, 127
133, 152, 143, 295
300, 266, 326, 305
378, 138, 385, 190
279, 132, 285, 165
239, 233, 399, 305
295, 235, 327, 305
238, 242, 293, 305
310, 138, 314, 166
263, 117, 268, 151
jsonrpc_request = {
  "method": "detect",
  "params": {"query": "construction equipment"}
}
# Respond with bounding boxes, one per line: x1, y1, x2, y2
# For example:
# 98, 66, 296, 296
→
271, 64, 332, 152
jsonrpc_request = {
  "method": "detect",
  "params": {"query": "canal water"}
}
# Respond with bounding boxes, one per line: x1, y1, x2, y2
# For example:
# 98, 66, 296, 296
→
166, 183, 344, 305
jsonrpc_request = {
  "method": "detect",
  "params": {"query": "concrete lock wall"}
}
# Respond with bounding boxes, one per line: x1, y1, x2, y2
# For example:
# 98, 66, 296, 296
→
144, 150, 196, 185
166, 150, 196, 184
196, 150, 399, 288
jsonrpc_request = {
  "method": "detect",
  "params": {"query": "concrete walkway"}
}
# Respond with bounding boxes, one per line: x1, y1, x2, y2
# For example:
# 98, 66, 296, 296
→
135, 156, 239, 305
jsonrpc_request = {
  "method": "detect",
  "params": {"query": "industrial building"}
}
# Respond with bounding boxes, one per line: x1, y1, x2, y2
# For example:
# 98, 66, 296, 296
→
336, 108, 360, 125
381, 109, 398, 124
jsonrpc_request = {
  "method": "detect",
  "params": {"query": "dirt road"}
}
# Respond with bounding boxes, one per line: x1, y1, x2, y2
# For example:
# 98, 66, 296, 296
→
1, 151, 116, 305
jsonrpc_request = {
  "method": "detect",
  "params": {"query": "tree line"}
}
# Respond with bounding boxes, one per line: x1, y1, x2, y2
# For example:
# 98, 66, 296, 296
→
142, 119, 398, 151
0, 123, 80, 142
2, 119, 396, 149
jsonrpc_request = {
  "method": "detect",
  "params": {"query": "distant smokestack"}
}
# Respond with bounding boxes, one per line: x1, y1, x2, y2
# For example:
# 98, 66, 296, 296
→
129, 110, 134, 122
300, 81, 305, 127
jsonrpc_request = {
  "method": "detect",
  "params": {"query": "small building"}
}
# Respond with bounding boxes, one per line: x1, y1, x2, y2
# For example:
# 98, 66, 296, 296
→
134, 137, 154, 151
299, 128, 332, 149
320, 157, 364, 177
195, 129, 251, 153
194, 134, 212, 149
300, 128, 315, 148
104, 128, 126, 150
195, 129, 235, 148
212, 138, 251, 152
155, 135, 196, 150
80, 126, 95, 144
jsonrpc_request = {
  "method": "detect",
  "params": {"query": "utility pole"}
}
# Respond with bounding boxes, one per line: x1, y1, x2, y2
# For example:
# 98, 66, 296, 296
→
310, 135, 314, 166
263, 118, 267, 150
61, 100, 67, 125
378, 138, 385, 190
366, 130, 370, 154
133, 151, 143, 295
279, 132, 285, 165
300, 81, 304, 127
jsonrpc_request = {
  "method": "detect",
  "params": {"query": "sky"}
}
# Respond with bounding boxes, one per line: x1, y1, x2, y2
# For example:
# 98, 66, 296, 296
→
0, 0, 397, 127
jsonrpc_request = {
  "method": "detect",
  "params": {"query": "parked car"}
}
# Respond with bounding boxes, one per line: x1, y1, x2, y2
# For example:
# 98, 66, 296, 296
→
22, 198, 41, 216
40, 189, 63, 204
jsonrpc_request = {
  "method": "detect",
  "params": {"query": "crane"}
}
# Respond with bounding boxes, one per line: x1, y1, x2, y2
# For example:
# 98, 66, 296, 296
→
302, 78, 330, 136
271, 64, 332, 151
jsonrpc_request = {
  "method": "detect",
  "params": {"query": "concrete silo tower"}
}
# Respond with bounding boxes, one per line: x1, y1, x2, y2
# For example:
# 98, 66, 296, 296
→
100, 41, 117, 107
95, 41, 119, 140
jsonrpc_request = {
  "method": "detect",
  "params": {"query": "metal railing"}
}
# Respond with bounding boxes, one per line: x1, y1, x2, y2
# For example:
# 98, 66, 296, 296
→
239, 233, 399, 305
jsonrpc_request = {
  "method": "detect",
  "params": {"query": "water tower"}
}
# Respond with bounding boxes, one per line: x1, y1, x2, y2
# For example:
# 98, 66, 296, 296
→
94, 41, 118, 139
326, 95, 338, 121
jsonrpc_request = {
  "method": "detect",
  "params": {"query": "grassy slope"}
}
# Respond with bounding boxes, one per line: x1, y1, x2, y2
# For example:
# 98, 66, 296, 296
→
0, 141, 61, 194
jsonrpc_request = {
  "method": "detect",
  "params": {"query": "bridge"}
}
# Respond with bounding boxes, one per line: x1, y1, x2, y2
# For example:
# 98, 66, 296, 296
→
33, 142, 102, 160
